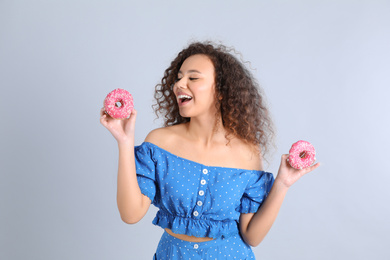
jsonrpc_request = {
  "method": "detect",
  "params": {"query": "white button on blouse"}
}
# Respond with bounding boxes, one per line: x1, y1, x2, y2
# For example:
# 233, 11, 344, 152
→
202, 169, 208, 174
193, 211, 199, 217
200, 179, 206, 185
194, 244, 199, 249
197, 201, 203, 206
199, 190, 205, 196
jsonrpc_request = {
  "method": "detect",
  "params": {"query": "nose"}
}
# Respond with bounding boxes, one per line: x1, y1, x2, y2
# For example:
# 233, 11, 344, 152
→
175, 77, 187, 89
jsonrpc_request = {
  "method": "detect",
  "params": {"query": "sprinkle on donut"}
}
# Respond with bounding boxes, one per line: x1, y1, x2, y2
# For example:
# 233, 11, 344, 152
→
104, 88, 134, 119
287, 140, 316, 170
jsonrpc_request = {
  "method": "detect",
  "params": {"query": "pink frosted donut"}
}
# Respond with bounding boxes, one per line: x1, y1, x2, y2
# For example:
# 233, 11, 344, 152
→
287, 140, 316, 170
104, 88, 134, 119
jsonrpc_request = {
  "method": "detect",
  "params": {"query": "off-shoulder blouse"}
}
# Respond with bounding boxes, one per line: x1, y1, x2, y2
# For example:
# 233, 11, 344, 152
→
134, 142, 274, 239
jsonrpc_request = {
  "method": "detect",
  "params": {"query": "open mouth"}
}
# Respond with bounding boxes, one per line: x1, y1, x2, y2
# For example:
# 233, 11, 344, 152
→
178, 94, 193, 105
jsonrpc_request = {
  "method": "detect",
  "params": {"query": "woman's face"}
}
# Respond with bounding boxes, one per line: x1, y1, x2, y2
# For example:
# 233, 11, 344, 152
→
173, 54, 217, 119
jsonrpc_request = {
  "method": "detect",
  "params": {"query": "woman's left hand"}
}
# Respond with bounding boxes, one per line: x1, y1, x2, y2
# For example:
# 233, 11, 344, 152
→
276, 154, 321, 189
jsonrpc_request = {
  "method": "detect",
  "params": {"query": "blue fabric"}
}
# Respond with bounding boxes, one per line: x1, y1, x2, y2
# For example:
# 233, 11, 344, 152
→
135, 142, 274, 239
153, 231, 255, 259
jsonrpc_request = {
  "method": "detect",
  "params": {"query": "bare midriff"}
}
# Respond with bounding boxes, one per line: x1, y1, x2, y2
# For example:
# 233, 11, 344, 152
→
165, 228, 214, 242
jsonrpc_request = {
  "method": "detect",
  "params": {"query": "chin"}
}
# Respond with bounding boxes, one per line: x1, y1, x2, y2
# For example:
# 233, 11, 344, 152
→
178, 109, 191, 118
179, 112, 192, 119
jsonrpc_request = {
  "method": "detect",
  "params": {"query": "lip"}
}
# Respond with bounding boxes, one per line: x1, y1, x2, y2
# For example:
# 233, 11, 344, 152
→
176, 91, 193, 106
178, 97, 192, 106
176, 91, 192, 98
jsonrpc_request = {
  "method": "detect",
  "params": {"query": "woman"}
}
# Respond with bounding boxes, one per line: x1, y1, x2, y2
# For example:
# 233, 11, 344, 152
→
100, 42, 320, 259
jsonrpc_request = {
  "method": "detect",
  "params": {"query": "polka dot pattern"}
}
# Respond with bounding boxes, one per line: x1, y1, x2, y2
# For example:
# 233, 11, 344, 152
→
153, 231, 256, 259
134, 142, 274, 239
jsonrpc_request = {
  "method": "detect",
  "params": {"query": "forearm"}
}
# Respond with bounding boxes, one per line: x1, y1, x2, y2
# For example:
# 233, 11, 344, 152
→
116, 141, 149, 224
242, 178, 289, 246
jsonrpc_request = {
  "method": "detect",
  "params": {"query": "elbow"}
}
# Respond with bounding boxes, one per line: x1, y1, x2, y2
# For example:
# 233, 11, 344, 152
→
240, 225, 266, 247
247, 239, 262, 247
117, 200, 149, 224
120, 214, 142, 224
121, 218, 133, 225
242, 234, 264, 247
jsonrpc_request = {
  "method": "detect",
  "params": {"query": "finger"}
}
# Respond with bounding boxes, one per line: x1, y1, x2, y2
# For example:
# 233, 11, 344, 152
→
304, 162, 321, 173
281, 154, 290, 166
100, 107, 107, 117
101, 108, 112, 120
129, 109, 137, 121
281, 154, 289, 162
124, 108, 137, 120
100, 115, 108, 127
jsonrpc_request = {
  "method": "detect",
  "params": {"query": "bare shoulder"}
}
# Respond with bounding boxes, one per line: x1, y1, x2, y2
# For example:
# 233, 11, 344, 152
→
144, 124, 185, 147
231, 138, 264, 171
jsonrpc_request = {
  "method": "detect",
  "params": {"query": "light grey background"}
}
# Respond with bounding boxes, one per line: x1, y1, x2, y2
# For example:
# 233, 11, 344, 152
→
1, 0, 389, 259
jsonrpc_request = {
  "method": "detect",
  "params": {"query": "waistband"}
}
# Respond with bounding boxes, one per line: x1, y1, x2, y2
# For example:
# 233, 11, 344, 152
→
161, 230, 240, 250
153, 210, 240, 239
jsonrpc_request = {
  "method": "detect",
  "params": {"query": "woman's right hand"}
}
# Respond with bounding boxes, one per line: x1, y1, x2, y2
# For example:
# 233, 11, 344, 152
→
99, 107, 137, 144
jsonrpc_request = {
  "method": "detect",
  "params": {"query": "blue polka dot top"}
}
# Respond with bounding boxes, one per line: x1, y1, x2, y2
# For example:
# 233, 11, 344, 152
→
134, 142, 274, 239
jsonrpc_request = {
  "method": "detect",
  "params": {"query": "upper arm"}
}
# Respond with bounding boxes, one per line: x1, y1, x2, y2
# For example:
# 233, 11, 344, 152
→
138, 194, 152, 221
238, 145, 266, 243
130, 127, 174, 221
122, 194, 152, 224
239, 212, 255, 243
238, 146, 261, 242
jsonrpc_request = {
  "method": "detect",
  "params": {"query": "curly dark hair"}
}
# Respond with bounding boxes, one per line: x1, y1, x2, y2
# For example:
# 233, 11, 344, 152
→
153, 41, 276, 162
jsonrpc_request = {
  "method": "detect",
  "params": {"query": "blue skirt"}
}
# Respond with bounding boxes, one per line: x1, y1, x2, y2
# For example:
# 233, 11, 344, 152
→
153, 231, 255, 259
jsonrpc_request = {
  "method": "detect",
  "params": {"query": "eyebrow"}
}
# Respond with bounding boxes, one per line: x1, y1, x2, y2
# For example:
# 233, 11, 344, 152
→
178, 70, 202, 74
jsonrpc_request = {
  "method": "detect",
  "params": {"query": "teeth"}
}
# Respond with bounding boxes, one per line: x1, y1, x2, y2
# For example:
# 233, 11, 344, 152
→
178, 95, 192, 100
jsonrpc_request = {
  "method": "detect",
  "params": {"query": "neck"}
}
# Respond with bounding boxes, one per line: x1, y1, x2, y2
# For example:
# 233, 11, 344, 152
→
184, 113, 226, 148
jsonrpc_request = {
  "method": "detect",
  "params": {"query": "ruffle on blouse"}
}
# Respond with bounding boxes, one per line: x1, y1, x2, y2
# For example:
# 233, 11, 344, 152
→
152, 210, 239, 239
136, 175, 157, 204
237, 197, 263, 214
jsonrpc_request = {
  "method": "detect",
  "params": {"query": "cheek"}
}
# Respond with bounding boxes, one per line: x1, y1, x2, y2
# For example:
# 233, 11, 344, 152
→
196, 90, 217, 107
195, 82, 216, 95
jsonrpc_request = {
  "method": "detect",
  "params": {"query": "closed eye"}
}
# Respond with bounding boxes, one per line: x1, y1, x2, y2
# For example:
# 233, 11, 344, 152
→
189, 78, 198, 80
